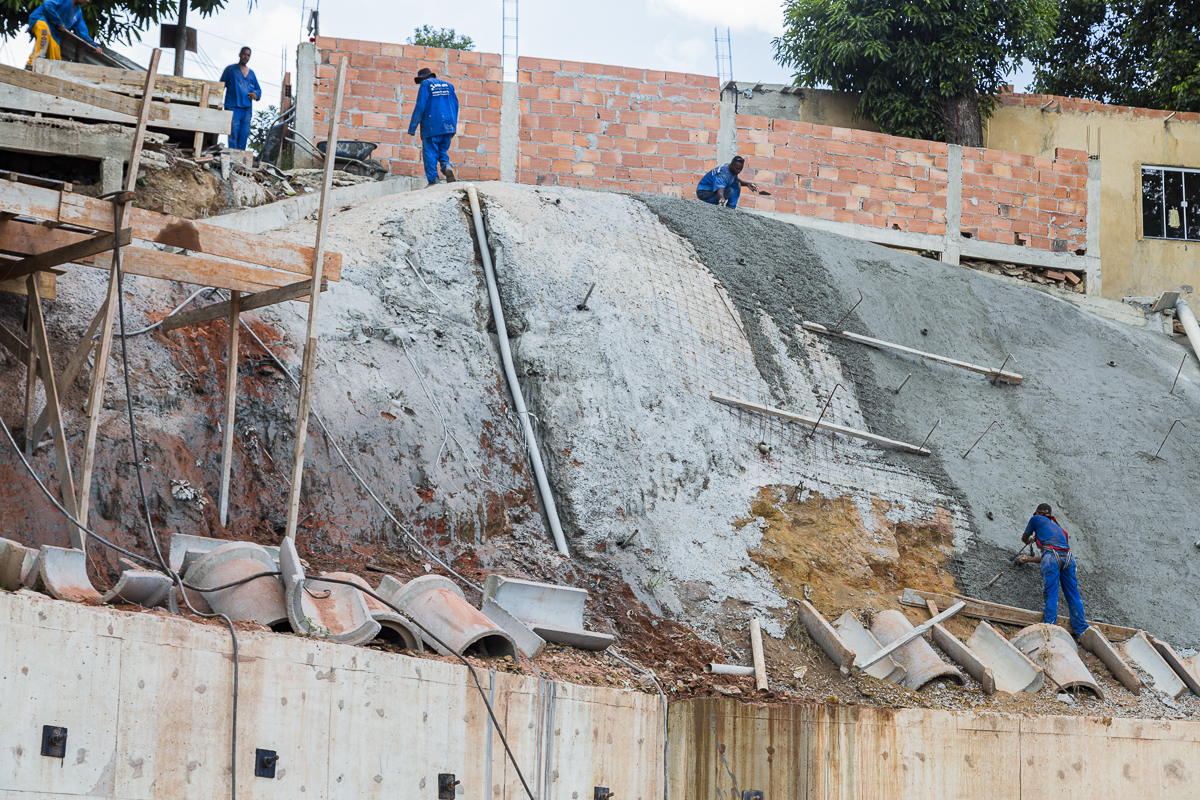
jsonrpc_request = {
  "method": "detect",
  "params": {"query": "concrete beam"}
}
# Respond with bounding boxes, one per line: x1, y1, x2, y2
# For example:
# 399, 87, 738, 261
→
500, 82, 518, 182
0, 117, 133, 162
294, 42, 317, 169
943, 144, 963, 266
1085, 157, 1102, 296
717, 92, 736, 163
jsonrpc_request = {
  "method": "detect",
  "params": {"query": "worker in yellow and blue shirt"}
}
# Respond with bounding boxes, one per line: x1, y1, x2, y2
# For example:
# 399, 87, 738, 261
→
406, 67, 459, 187
220, 47, 262, 151
25, 0, 103, 67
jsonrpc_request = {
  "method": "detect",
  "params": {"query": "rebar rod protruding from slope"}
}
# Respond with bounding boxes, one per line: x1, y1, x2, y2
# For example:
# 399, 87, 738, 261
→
465, 185, 569, 557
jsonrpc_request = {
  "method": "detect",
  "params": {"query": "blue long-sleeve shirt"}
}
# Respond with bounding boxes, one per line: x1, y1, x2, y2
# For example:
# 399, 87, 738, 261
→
1024, 514, 1070, 551
220, 64, 261, 109
407, 78, 459, 137
28, 0, 95, 46
697, 165, 742, 208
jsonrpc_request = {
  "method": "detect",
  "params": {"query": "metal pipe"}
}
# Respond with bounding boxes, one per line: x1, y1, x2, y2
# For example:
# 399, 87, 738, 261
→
465, 186, 570, 556
1175, 298, 1200, 369
703, 663, 756, 676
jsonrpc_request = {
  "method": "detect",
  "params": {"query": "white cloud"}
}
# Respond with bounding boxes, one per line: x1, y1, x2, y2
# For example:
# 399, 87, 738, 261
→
652, 36, 710, 74
647, 0, 786, 36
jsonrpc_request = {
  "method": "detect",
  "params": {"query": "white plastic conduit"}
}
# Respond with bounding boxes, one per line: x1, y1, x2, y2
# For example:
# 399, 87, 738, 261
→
1175, 298, 1200, 364
465, 186, 570, 556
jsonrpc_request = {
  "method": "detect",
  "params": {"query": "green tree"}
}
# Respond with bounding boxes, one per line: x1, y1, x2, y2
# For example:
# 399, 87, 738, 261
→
0, 0, 241, 46
248, 104, 278, 155
407, 25, 473, 50
1031, 0, 1200, 112
772, 0, 1058, 145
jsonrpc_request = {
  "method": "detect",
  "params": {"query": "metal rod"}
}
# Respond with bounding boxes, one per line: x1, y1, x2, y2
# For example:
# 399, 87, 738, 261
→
990, 354, 1015, 386
984, 571, 1004, 589
919, 418, 941, 452
894, 373, 912, 394
1171, 353, 1187, 394
962, 420, 1001, 459
576, 282, 596, 311
715, 282, 749, 343
807, 384, 842, 438
1154, 419, 1186, 460
832, 289, 863, 331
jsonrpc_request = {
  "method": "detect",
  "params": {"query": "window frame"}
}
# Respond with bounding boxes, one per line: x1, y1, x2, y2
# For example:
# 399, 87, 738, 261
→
1141, 164, 1200, 242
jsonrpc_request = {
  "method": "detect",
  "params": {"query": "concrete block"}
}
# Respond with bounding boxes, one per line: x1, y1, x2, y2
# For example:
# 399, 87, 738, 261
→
1080, 626, 1142, 694
833, 611, 906, 684
278, 539, 380, 645
481, 596, 545, 658
1014, 623, 1104, 699
929, 622, 996, 695
378, 574, 517, 659
871, 610, 964, 691
967, 621, 1044, 694
1121, 632, 1185, 698
1149, 635, 1200, 697
38, 545, 101, 603
186, 541, 287, 627
99, 570, 173, 608
795, 600, 854, 675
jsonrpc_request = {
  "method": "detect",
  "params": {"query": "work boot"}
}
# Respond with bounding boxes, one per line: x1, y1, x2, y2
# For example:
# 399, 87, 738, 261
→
425, 180, 439, 189
442, 164, 456, 183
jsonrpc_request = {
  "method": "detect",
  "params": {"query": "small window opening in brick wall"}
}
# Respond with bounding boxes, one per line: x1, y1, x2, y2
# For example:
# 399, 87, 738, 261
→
1142, 166, 1200, 241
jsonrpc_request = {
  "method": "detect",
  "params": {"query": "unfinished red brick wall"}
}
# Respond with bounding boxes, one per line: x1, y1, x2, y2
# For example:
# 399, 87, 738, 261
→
514, 57, 721, 192
312, 37, 503, 181
734, 117, 950, 235
960, 147, 1089, 252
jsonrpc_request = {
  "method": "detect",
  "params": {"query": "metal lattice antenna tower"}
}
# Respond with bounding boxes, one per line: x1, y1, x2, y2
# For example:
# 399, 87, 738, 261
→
715, 27, 733, 87
503, 0, 519, 82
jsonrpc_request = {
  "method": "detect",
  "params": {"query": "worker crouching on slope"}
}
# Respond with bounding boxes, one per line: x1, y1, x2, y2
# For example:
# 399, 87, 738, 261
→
406, 67, 459, 188
1020, 503, 1090, 639
696, 156, 747, 208
25, 0, 103, 67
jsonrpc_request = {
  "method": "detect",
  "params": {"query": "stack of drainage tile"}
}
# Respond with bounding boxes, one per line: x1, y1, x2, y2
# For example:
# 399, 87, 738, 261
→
479, 575, 616, 658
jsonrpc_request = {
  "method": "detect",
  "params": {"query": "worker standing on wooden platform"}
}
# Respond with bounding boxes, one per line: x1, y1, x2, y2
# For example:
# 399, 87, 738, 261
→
24, 0, 103, 67
220, 46, 261, 151
406, 67, 459, 187
1020, 503, 1090, 639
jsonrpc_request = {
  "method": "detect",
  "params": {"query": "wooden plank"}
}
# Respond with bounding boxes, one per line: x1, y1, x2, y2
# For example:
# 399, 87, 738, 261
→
802, 322, 1024, 384
119, 246, 311, 294
899, 588, 1136, 642
0, 62, 169, 120
710, 392, 931, 455
0, 171, 73, 192
192, 85, 209, 156
0, 320, 33, 364
78, 49, 161, 531
218, 291, 240, 527
160, 277, 327, 332
30, 301, 107, 447
0, 228, 129, 282
285, 56, 347, 541
33, 58, 224, 105
0, 271, 55, 299
0, 217, 103, 264
26, 274, 82, 548
22, 299, 36, 455
855, 601, 965, 671
0, 82, 232, 135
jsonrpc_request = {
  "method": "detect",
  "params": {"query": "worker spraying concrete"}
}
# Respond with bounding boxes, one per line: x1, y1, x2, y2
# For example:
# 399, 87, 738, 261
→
1018, 503, 1091, 640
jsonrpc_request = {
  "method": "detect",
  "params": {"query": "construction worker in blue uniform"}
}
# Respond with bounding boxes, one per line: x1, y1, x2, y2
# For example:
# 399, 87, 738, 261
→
406, 67, 459, 187
25, 0, 103, 67
1020, 503, 1090, 639
696, 156, 766, 209
220, 47, 261, 151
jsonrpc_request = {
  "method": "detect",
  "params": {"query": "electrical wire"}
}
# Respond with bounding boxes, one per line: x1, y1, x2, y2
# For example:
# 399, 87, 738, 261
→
93, 286, 212, 340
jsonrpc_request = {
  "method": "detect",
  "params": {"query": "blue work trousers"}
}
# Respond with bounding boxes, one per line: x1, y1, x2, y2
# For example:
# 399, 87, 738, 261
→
1041, 550, 1088, 636
421, 133, 454, 183
229, 107, 252, 151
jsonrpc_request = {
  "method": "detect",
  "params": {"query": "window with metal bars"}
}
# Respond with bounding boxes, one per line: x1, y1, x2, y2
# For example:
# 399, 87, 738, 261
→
1142, 166, 1200, 241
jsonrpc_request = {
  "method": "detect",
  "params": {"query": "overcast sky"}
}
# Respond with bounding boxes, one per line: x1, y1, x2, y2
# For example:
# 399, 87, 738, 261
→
0, 0, 1033, 102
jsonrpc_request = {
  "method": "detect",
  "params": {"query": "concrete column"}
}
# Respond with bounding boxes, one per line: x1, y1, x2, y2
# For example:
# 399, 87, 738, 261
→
294, 42, 317, 169
1085, 157, 1102, 297
500, 81, 518, 182
942, 144, 963, 266
99, 157, 122, 194
717, 87, 736, 163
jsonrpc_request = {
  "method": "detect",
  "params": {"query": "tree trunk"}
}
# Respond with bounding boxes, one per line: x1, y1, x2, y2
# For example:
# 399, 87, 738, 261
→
173, 2, 188, 77
943, 93, 984, 147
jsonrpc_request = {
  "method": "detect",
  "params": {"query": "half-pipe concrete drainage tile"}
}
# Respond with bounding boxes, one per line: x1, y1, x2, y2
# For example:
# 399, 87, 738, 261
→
482, 575, 615, 651
378, 575, 517, 659
38, 545, 101, 603
279, 539, 380, 645
1121, 631, 1187, 699
323, 572, 421, 650
966, 621, 1045, 694
1149, 635, 1200, 697
186, 541, 288, 628
168, 533, 280, 574
833, 611, 906, 684
99, 570, 173, 608
870, 610, 964, 691
1012, 623, 1104, 699
796, 600, 854, 675
0, 537, 39, 591
1080, 626, 1142, 694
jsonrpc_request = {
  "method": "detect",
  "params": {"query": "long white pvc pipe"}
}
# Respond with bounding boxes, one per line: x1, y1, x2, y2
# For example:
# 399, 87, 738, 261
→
1175, 298, 1200, 365
465, 186, 569, 556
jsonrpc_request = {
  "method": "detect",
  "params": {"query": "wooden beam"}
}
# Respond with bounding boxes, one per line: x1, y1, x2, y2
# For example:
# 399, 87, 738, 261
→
0, 271, 55, 299
899, 588, 1136, 642
32, 59, 224, 105
78, 49, 161, 531
30, 301, 107, 447
855, 601, 965, 671
710, 393, 932, 455
802, 322, 1024, 384
26, 274, 82, 548
0, 228, 130, 282
192, 84, 209, 156
118, 246, 316, 294
0, 62, 169, 121
0, 171, 73, 192
160, 277, 328, 332
0, 320, 33, 364
285, 56, 347, 541
218, 290, 240, 527
22, 299, 36, 455
0, 79, 231, 135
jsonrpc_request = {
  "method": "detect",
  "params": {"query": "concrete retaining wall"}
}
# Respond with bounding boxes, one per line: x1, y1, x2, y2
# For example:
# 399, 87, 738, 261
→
0, 591, 664, 800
